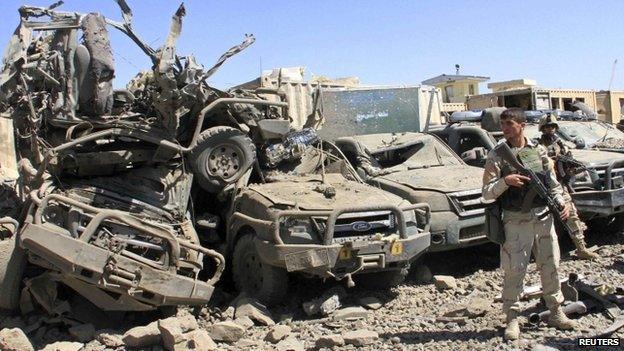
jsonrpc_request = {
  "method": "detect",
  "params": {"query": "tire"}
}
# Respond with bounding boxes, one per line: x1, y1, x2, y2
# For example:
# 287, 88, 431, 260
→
231, 234, 288, 306
0, 235, 26, 311
355, 266, 409, 290
189, 126, 256, 193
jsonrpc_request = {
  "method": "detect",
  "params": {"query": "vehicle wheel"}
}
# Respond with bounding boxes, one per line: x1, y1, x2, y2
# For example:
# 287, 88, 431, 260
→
232, 234, 287, 306
0, 235, 26, 310
355, 266, 409, 290
189, 126, 256, 193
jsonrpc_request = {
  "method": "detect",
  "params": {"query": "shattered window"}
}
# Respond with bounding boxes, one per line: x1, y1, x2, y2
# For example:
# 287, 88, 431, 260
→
370, 134, 462, 170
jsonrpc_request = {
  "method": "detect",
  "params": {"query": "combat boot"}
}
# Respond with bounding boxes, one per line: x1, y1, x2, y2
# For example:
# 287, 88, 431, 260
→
547, 305, 578, 330
504, 311, 520, 341
572, 236, 599, 260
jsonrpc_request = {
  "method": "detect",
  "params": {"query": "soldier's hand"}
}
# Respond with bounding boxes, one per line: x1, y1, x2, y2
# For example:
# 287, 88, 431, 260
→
504, 174, 531, 187
560, 202, 571, 220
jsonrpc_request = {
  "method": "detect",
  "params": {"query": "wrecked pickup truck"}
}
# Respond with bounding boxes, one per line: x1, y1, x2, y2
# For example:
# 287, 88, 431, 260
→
334, 132, 489, 251
430, 122, 624, 224
208, 129, 432, 305
0, 2, 289, 311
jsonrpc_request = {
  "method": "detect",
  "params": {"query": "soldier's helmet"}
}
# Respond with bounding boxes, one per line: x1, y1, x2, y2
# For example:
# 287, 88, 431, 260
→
539, 113, 559, 131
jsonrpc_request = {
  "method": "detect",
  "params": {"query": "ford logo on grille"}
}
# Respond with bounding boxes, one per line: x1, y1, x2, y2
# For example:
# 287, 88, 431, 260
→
351, 221, 372, 232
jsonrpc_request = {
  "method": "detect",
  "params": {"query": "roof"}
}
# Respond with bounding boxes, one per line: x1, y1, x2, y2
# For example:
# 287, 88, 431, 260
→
422, 74, 490, 86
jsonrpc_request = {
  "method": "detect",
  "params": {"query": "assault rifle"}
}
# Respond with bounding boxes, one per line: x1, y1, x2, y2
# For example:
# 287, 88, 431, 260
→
494, 142, 574, 235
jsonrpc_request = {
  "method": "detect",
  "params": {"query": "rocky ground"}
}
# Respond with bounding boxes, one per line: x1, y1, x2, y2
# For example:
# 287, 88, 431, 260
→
1, 226, 623, 351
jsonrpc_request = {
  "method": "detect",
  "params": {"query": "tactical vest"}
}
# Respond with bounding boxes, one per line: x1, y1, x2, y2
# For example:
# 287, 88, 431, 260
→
499, 159, 551, 212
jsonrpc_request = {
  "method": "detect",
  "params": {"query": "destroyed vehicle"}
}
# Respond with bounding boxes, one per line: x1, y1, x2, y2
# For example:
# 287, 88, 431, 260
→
430, 122, 624, 224
334, 132, 489, 251
0, 2, 286, 311
216, 131, 431, 305
526, 120, 624, 153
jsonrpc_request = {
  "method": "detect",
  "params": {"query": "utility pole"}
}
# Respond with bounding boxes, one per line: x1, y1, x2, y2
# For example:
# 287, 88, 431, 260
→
608, 59, 617, 91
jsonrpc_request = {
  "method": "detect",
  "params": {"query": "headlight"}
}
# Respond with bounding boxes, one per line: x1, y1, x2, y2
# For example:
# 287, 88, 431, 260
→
409, 192, 449, 212
571, 170, 592, 187
279, 217, 319, 244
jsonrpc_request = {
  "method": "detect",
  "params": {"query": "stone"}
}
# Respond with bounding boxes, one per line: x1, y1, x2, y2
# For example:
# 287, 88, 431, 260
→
39, 341, 83, 351
234, 297, 275, 326
302, 290, 344, 317
233, 316, 254, 329
433, 275, 457, 290
465, 297, 491, 317
412, 264, 433, 282
275, 336, 304, 351
315, 334, 345, 348
68, 323, 95, 342
358, 296, 383, 310
78, 340, 105, 351
332, 306, 369, 321
183, 329, 217, 351
390, 336, 401, 344
123, 321, 162, 348
342, 329, 379, 347
96, 332, 124, 348
0, 328, 34, 351
319, 295, 341, 316
221, 306, 235, 320
158, 315, 199, 351
206, 321, 245, 342
532, 344, 560, 351
264, 325, 292, 343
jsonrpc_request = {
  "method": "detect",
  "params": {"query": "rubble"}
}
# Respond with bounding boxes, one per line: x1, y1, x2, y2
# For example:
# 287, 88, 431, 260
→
183, 330, 217, 351
274, 336, 304, 351
122, 322, 162, 348
206, 321, 245, 342
39, 341, 83, 351
315, 334, 345, 348
434, 275, 458, 290
332, 306, 370, 321
158, 315, 199, 351
0, 328, 34, 351
234, 297, 275, 326
264, 325, 292, 343
358, 296, 383, 310
342, 329, 379, 346
95, 332, 124, 348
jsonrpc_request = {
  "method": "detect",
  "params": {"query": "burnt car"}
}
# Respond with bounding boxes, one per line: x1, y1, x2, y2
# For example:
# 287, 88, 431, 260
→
431, 122, 624, 225
525, 120, 624, 153
334, 132, 488, 251
0, 2, 288, 311
215, 130, 432, 305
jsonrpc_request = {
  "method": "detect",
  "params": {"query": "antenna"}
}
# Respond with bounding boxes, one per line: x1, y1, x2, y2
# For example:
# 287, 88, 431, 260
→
609, 59, 617, 91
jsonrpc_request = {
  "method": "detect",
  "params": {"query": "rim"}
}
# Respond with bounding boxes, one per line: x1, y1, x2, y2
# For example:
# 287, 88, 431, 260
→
204, 143, 244, 181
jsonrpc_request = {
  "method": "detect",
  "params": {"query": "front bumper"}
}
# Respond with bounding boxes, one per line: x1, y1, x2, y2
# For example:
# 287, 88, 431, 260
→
254, 229, 430, 277
571, 187, 624, 217
428, 212, 488, 252
19, 193, 224, 311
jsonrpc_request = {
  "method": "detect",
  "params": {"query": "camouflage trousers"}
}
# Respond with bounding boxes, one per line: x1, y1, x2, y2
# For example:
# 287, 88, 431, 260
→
500, 208, 564, 314
562, 187, 586, 240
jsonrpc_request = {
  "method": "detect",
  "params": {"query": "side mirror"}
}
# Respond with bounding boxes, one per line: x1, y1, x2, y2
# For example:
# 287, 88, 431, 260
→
574, 137, 586, 149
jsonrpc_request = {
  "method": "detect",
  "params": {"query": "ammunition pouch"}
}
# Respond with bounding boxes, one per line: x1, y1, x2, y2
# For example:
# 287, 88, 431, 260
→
485, 200, 505, 245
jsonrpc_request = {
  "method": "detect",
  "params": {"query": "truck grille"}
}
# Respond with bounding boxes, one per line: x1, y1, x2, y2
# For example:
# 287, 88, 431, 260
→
313, 211, 396, 243
459, 224, 486, 242
448, 189, 486, 217
594, 166, 624, 190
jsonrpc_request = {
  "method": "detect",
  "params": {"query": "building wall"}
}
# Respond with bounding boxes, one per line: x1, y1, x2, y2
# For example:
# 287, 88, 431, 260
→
433, 80, 479, 104
466, 93, 500, 110
544, 89, 597, 114
596, 91, 624, 123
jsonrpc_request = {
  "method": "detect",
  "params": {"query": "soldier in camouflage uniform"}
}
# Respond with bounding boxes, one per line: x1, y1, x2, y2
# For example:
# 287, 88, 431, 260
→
482, 108, 577, 341
538, 113, 600, 260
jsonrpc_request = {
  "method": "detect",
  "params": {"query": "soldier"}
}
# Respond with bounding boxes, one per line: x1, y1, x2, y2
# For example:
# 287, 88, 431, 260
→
538, 113, 599, 260
482, 108, 577, 341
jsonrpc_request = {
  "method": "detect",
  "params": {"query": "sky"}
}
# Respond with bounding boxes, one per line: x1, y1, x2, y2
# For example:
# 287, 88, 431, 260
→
1, 0, 624, 92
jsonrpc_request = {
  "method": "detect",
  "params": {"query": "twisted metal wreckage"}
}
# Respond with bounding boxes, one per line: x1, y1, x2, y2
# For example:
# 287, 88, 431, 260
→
0, 0, 293, 311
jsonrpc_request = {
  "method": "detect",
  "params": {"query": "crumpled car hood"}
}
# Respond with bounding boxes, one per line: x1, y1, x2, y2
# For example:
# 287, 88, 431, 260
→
378, 165, 484, 193
247, 174, 406, 210
570, 149, 624, 167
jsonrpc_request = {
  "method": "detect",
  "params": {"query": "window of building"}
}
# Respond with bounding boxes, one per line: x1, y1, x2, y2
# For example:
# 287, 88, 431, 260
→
468, 84, 475, 95
551, 98, 559, 109
444, 86, 454, 103
576, 97, 585, 103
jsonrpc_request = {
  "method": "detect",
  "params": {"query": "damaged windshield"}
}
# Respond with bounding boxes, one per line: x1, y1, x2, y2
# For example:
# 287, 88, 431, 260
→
369, 134, 462, 171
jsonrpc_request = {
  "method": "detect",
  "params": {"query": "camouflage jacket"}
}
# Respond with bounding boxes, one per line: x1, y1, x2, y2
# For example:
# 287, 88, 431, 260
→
538, 135, 571, 159
482, 138, 565, 210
